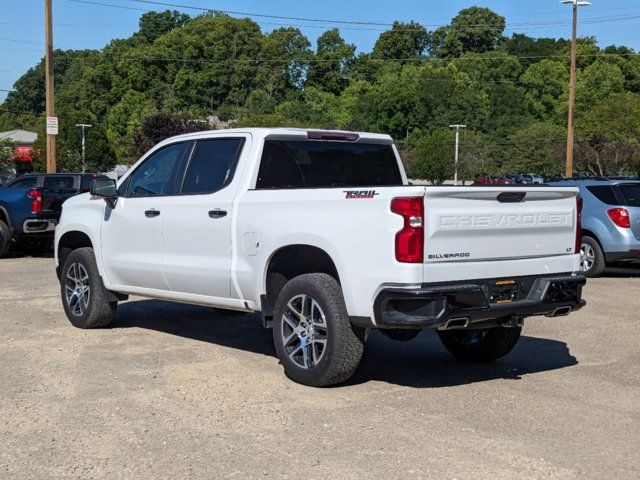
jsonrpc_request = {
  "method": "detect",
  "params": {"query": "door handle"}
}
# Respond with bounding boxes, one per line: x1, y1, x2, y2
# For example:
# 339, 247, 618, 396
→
145, 209, 160, 218
208, 209, 227, 219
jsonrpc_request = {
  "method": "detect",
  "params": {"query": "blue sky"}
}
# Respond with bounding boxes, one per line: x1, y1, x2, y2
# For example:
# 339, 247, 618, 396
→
1, 0, 640, 102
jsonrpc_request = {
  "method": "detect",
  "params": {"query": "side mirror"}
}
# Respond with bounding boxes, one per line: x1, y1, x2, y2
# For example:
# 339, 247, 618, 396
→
91, 178, 118, 208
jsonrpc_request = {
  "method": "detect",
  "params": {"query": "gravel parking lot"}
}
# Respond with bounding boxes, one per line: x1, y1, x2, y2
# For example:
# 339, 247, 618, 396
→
1, 255, 639, 479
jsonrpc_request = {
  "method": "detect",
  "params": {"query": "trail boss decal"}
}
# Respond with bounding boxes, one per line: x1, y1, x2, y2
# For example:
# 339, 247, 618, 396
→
344, 190, 379, 199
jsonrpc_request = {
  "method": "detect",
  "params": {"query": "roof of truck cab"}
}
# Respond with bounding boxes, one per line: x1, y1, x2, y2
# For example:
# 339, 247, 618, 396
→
160, 128, 394, 144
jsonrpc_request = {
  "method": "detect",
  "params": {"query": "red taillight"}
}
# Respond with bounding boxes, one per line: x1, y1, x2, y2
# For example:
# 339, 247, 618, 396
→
391, 197, 424, 263
28, 188, 42, 214
607, 207, 630, 228
575, 196, 583, 254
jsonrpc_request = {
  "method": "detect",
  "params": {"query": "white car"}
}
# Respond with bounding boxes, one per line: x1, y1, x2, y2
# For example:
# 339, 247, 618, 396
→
520, 173, 545, 184
55, 128, 586, 386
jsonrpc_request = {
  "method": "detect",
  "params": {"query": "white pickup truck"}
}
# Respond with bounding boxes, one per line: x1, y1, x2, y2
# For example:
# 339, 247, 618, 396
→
55, 128, 586, 386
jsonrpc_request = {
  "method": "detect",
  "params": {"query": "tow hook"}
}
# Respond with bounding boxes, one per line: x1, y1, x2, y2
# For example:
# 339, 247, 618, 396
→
500, 316, 524, 328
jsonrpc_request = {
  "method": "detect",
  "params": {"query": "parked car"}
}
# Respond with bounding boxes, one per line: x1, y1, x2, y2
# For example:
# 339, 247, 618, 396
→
549, 179, 640, 277
55, 128, 586, 386
0, 173, 105, 257
473, 174, 494, 185
495, 175, 514, 185
545, 173, 565, 183
519, 174, 544, 184
502, 174, 521, 184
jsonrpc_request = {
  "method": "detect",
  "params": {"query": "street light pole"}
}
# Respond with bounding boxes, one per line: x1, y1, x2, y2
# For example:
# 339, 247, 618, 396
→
449, 124, 466, 185
562, 0, 591, 179
75, 124, 92, 173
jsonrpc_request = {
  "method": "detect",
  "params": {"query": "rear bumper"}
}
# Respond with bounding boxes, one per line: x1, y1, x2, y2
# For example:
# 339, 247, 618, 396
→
22, 219, 56, 234
368, 273, 586, 329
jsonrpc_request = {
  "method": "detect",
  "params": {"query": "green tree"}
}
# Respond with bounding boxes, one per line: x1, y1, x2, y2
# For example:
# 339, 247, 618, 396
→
128, 111, 208, 160
505, 34, 569, 68
408, 128, 454, 184
452, 52, 530, 136
457, 130, 497, 181
257, 27, 312, 99
520, 60, 568, 121
136, 10, 190, 42
504, 123, 566, 175
371, 21, 431, 61
575, 92, 640, 175
106, 91, 156, 162
0, 139, 15, 181
306, 29, 356, 94
573, 60, 625, 117
432, 7, 506, 58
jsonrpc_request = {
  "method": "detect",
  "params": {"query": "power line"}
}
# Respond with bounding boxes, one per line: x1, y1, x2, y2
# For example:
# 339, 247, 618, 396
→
68, 0, 640, 33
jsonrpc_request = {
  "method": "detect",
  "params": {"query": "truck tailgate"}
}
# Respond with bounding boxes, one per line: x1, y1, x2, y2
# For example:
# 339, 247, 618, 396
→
422, 187, 580, 280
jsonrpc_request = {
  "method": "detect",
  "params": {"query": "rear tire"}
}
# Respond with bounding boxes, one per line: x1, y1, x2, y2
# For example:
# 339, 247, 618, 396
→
60, 247, 117, 328
0, 220, 11, 257
381, 329, 421, 342
272, 273, 364, 387
437, 326, 521, 363
581, 236, 605, 278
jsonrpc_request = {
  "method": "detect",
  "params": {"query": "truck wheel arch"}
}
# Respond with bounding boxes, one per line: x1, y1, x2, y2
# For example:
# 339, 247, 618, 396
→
264, 244, 341, 312
581, 228, 602, 249
57, 231, 94, 278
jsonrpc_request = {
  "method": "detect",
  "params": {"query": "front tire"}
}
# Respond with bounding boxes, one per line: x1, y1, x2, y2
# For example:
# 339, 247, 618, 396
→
437, 326, 521, 363
272, 273, 364, 387
60, 247, 117, 328
580, 236, 605, 278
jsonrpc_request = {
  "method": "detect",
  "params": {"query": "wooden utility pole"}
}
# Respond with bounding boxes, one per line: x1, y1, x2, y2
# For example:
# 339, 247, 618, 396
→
45, 0, 57, 173
564, 0, 590, 179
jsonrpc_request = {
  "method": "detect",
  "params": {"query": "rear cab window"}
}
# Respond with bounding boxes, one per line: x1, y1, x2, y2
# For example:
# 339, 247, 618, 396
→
43, 176, 76, 193
255, 140, 403, 189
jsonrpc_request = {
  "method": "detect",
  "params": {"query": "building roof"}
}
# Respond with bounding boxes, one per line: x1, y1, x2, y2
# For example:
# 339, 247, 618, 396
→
0, 129, 38, 144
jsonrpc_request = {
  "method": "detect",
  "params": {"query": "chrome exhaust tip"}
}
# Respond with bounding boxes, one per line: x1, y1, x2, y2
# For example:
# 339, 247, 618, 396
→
549, 306, 572, 317
439, 317, 470, 330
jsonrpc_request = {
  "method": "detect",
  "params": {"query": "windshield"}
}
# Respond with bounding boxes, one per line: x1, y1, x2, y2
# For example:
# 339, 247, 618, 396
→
618, 183, 640, 207
255, 140, 403, 189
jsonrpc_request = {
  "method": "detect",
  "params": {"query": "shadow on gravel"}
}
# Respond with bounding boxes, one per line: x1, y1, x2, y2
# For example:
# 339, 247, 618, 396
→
346, 330, 578, 388
113, 299, 276, 356
4, 249, 54, 259
602, 263, 640, 278
113, 299, 577, 389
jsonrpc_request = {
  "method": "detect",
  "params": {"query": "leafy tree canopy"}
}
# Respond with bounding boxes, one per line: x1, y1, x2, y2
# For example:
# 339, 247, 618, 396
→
1, 6, 639, 177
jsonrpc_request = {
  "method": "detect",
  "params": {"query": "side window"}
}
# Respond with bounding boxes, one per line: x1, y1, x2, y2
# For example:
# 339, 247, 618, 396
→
44, 176, 75, 192
7, 177, 36, 189
181, 138, 244, 195
586, 186, 617, 205
127, 143, 187, 198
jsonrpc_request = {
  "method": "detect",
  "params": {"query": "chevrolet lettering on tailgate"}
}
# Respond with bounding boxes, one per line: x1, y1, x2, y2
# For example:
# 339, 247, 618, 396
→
439, 213, 572, 229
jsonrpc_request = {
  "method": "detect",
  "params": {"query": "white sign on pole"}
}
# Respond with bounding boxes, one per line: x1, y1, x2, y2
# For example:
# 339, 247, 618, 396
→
46, 116, 58, 135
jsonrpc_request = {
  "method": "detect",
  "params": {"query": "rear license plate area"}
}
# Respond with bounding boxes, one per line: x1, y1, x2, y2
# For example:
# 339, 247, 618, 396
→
489, 280, 518, 304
